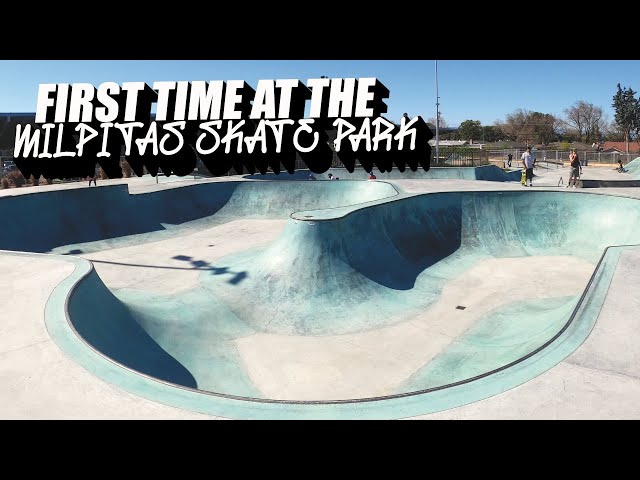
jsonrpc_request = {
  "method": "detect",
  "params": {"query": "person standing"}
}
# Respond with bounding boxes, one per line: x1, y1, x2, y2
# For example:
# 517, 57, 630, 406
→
507, 153, 513, 168
521, 147, 535, 187
88, 165, 98, 186
567, 149, 581, 188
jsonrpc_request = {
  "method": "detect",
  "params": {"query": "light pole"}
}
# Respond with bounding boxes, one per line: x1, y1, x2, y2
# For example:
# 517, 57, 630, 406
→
435, 60, 440, 165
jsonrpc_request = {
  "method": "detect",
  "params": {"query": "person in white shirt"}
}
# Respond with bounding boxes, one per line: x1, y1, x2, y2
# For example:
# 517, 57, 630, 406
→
521, 147, 536, 187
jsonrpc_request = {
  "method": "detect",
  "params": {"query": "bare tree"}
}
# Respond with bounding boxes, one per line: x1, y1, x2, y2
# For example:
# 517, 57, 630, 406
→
496, 109, 561, 145
427, 115, 447, 129
530, 112, 560, 145
497, 109, 535, 144
604, 120, 625, 141
563, 100, 604, 143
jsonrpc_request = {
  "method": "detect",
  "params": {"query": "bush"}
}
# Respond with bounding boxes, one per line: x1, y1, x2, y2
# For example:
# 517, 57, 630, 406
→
30, 175, 40, 186
1, 178, 9, 189
120, 159, 132, 178
5, 170, 26, 187
44, 177, 53, 185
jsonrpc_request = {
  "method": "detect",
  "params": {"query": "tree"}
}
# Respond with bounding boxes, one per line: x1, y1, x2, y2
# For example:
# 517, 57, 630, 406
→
558, 130, 579, 143
612, 83, 639, 153
427, 114, 447, 130
482, 125, 501, 142
457, 120, 482, 142
529, 112, 560, 145
604, 119, 626, 141
497, 109, 536, 144
563, 100, 604, 143
496, 109, 560, 145
503, 109, 534, 144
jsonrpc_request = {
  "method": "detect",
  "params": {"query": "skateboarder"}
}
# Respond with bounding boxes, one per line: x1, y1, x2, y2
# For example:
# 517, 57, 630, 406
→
521, 147, 535, 187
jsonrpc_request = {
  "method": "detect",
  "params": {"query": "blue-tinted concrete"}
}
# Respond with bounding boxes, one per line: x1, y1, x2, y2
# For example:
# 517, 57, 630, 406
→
399, 296, 578, 391
37, 184, 639, 418
623, 157, 640, 176
0, 180, 397, 253
180, 191, 639, 403
68, 270, 197, 387
23, 181, 640, 410
245, 165, 522, 182
6, 171, 638, 417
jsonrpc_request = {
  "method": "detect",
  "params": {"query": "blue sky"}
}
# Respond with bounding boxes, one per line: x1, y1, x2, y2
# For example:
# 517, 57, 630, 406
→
1, 60, 638, 127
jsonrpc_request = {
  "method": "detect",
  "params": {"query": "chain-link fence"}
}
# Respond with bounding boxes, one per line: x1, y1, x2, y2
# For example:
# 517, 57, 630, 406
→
324, 146, 490, 170
486, 149, 639, 168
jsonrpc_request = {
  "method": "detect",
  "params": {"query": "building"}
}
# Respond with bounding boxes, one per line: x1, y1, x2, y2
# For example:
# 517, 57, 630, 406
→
602, 141, 640, 154
0, 113, 38, 151
428, 139, 485, 149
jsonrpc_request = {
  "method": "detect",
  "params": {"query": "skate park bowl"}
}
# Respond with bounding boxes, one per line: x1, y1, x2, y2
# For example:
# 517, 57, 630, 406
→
582, 157, 640, 188
3, 178, 640, 419
244, 164, 523, 182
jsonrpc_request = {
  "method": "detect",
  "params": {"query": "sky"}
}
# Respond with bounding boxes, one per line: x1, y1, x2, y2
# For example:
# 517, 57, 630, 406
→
1, 60, 639, 127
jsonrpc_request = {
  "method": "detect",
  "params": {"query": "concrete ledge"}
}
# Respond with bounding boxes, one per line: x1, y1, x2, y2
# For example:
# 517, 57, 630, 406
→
582, 179, 640, 188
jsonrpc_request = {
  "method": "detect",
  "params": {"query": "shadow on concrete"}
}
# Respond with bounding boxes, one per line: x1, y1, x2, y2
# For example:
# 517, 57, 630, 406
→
86, 257, 250, 285
68, 271, 198, 388
171, 255, 248, 284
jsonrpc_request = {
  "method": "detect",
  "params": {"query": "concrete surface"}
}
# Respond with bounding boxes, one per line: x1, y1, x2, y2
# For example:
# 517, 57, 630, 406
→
0, 254, 210, 419
234, 256, 592, 400
2, 161, 640, 419
414, 249, 640, 420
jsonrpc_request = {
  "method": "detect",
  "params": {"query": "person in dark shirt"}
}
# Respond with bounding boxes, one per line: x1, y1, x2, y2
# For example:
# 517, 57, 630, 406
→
567, 149, 581, 188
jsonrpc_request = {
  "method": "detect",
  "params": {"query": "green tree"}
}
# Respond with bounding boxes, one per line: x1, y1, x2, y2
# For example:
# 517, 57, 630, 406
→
482, 125, 501, 142
457, 120, 483, 142
558, 130, 579, 143
612, 83, 639, 153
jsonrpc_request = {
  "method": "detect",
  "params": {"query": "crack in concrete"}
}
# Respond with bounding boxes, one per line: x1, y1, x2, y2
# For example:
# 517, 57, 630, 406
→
0, 338, 52, 359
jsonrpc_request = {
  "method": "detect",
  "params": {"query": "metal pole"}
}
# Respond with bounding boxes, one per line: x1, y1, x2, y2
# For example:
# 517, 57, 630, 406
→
435, 60, 440, 166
